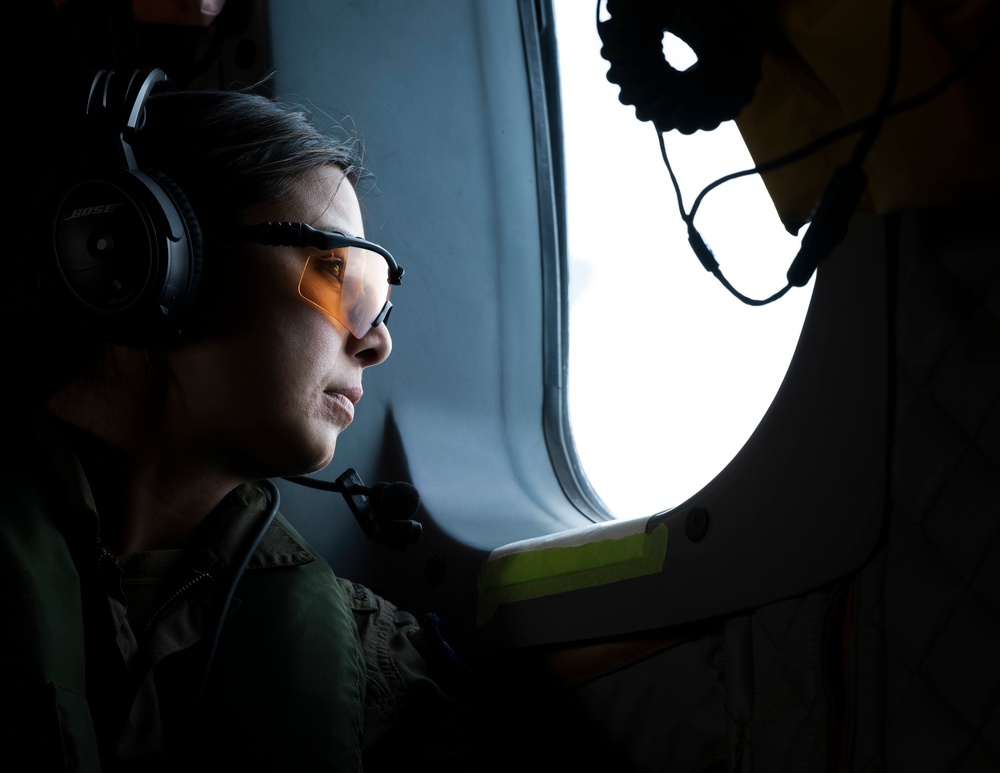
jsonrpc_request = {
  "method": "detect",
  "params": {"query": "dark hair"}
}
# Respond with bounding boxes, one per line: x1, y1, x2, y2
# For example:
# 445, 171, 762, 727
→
6, 78, 371, 407
135, 82, 370, 230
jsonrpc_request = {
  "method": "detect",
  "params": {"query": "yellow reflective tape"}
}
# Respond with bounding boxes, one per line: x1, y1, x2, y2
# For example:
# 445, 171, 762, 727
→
476, 524, 668, 625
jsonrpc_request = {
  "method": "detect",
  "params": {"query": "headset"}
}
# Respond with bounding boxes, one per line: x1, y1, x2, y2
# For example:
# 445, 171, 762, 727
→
596, 0, 902, 305
50, 67, 203, 347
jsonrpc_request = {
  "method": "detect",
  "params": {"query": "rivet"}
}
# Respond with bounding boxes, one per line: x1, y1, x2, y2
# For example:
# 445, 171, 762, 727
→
685, 506, 710, 542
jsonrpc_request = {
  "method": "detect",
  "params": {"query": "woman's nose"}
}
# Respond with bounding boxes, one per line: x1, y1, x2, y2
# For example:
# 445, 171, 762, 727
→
351, 321, 392, 367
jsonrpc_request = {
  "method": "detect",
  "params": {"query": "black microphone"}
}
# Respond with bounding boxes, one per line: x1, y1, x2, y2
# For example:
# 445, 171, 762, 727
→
368, 480, 421, 522
284, 468, 422, 548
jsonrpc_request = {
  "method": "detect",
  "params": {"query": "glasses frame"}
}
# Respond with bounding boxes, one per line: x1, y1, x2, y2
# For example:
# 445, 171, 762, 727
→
225, 221, 404, 337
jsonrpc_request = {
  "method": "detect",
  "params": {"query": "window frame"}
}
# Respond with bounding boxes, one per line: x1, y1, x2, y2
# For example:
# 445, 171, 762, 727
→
523, 0, 612, 522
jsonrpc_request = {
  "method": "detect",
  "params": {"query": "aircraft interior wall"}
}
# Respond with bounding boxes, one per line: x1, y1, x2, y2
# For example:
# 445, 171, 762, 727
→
468, 193, 1000, 773
8, 1, 999, 771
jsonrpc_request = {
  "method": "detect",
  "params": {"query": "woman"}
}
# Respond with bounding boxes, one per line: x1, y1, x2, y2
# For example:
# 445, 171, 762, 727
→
1, 70, 465, 772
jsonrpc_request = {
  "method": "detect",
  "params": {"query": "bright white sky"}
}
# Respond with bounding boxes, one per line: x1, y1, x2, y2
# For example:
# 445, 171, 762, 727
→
553, 1, 815, 519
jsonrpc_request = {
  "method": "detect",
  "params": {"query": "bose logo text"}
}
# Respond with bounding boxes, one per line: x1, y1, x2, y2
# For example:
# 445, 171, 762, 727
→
64, 204, 121, 219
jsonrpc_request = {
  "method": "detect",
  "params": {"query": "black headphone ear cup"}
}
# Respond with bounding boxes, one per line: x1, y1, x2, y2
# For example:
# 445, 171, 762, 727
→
147, 168, 204, 321
51, 167, 203, 347
598, 0, 762, 135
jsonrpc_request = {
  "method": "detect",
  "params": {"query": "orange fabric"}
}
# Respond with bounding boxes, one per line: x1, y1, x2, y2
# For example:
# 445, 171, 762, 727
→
734, 0, 999, 229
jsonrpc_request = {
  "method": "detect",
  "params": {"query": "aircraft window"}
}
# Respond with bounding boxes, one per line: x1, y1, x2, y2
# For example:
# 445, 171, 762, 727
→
552, 1, 816, 520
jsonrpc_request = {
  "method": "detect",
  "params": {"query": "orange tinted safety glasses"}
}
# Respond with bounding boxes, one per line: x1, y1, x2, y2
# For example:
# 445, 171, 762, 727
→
226, 221, 403, 338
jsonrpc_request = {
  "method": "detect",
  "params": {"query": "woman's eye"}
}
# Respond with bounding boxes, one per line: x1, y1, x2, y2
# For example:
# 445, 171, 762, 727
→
314, 251, 346, 284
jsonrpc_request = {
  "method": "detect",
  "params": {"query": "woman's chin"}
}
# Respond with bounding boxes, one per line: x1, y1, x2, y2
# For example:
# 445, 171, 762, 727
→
299, 436, 339, 475
256, 434, 338, 480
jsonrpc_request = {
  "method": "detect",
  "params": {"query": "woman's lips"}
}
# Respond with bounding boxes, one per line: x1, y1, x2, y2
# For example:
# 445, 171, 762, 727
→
323, 391, 355, 424
331, 385, 363, 405
323, 386, 361, 425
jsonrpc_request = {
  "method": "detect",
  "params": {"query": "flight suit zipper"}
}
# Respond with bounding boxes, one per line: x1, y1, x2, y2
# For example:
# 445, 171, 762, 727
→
143, 569, 213, 632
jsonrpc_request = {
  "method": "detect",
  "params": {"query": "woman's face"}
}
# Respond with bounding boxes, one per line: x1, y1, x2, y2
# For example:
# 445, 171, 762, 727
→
164, 165, 392, 479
